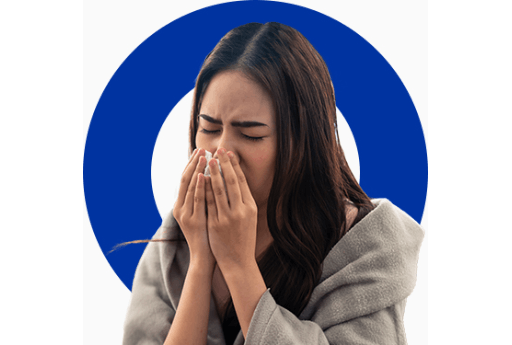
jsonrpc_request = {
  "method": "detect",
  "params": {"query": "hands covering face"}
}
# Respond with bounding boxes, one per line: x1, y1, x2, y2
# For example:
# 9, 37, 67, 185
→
173, 148, 259, 271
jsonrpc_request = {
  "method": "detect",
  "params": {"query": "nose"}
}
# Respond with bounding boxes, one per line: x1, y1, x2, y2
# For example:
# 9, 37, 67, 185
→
211, 131, 235, 160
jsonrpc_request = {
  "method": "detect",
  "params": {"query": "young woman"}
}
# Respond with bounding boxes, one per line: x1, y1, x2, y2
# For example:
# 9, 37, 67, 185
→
122, 22, 424, 345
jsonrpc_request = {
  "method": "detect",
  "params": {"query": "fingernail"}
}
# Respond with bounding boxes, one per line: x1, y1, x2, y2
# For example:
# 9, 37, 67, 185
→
219, 148, 226, 155
227, 151, 234, 159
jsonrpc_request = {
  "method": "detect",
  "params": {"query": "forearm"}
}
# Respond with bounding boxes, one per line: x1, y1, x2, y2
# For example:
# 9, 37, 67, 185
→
220, 260, 267, 339
163, 261, 214, 345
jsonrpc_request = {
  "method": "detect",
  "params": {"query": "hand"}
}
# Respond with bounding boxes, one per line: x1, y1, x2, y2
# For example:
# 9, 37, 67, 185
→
173, 148, 215, 270
205, 148, 258, 270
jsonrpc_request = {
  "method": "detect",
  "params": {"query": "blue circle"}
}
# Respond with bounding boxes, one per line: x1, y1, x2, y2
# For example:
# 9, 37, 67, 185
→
84, 1, 428, 291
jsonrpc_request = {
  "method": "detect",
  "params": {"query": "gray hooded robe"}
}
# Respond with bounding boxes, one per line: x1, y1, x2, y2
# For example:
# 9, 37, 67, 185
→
122, 198, 424, 345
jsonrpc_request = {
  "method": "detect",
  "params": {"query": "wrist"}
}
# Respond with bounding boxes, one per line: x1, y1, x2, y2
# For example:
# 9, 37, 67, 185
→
218, 257, 258, 281
188, 256, 216, 277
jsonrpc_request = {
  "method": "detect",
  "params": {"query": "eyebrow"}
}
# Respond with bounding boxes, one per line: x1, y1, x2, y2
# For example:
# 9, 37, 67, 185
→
198, 114, 269, 128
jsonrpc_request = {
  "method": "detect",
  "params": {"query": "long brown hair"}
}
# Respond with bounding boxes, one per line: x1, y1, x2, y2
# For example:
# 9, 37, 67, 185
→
189, 22, 375, 333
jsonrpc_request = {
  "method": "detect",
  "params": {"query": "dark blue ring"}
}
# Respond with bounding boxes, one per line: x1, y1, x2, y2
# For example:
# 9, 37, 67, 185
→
84, 1, 428, 290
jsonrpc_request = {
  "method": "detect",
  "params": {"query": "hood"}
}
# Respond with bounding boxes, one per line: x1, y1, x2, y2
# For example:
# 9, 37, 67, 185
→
300, 198, 425, 328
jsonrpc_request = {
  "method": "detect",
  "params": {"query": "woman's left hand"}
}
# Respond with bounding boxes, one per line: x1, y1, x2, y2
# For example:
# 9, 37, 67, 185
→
205, 148, 258, 270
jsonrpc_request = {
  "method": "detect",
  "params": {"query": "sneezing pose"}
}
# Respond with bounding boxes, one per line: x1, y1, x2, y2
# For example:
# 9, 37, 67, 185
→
122, 22, 424, 345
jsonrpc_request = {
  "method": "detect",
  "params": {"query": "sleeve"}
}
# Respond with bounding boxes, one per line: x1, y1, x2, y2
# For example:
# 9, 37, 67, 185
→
122, 226, 177, 345
244, 290, 408, 345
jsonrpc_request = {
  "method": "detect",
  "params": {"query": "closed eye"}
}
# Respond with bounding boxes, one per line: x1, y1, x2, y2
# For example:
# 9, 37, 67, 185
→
200, 129, 264, 141
242, 134, 264, 141
200, 129, 219, 135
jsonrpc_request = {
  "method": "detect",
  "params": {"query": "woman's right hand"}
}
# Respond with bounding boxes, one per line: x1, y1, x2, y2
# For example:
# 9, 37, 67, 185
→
172, 148, 216, 270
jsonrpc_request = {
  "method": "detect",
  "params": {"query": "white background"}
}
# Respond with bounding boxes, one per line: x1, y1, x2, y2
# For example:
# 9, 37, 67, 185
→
83, 0, 428, 345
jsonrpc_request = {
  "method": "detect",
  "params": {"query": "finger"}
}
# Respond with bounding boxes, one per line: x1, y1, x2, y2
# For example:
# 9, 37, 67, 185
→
228, 151, 254, 205
183, 154, 207, 212
177, 148, 199, 204
208, 156, 230, 213
177, 148, 204, 207
205, 176, 218, 221
184, 148, 198, 171
217, 148, 242, 207
192, 173, 206, 217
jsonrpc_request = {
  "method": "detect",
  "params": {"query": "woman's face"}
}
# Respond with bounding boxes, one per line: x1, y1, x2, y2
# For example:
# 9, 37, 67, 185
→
195, 70, 277, 209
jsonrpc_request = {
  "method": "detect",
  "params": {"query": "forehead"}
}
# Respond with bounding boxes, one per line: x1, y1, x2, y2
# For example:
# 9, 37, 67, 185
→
199, 70, 275, 125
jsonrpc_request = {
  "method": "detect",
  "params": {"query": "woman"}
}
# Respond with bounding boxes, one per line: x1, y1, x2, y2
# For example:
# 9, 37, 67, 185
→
122, 22, 424, 345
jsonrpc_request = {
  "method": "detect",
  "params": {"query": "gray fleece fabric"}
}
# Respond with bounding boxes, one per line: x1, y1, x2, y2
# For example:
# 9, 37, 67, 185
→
122, 198, 424, 345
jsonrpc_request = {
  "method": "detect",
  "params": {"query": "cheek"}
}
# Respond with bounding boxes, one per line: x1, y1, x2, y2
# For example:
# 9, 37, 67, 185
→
195, 134, 212, 152
254, 153, 269, 164
194, 132, 203, 147
245, 151, 274, 174
244, 150, 275, 184
251, 146, 275, 165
